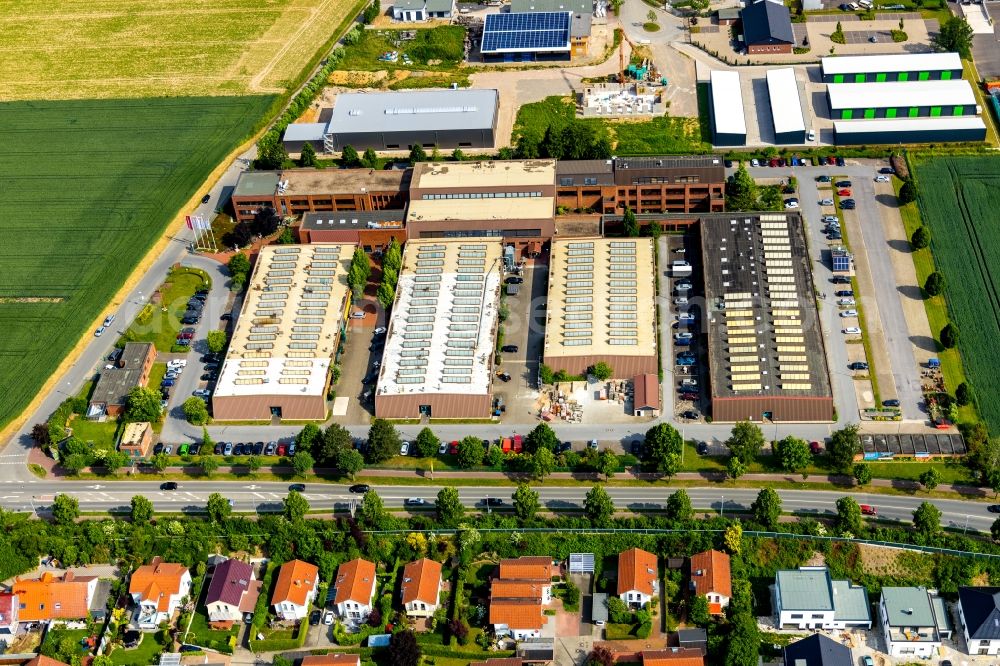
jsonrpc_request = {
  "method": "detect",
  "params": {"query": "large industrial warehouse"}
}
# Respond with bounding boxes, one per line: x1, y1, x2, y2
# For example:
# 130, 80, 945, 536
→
709, 70, 747, 146
834, 117, 987, 145
213, 244, 353, 421
820, 52, 963, 84
827, 80, 979, 119
374, 239, 504, 419
282, 89, 499, 153
542, 237, 658, 378
700, 214, 834, 422
766, 68, 806, 144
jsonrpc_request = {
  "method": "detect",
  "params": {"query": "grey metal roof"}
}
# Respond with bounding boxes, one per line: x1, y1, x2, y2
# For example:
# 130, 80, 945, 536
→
882, 587, 935, 627
301, 209, 406, 230
330, 89, 498, 135
427, 0, 454, 11
777, 569, 834, 611
234, 171, 279, 197
283, 122, 328, 142
718, 6, 741, 19
959, 587, 1000, 640
615, 155, 723, 170
676, 628, 707, 645
741, 0, 794, 45
932, 595, 951, 634
832, 580, 871, 622
570, 11, 592, 38
395, 0, 425, 9
783, 634, 853, 666
512, 0, 591, 11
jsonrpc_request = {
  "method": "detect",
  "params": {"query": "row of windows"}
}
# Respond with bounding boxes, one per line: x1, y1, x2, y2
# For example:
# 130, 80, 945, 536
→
422, 191, 543, 200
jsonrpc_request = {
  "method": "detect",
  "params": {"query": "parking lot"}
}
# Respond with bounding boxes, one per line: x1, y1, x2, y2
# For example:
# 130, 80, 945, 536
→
665, 232, 707, 423
491, 258, 547, 422
330, 308, 387, 424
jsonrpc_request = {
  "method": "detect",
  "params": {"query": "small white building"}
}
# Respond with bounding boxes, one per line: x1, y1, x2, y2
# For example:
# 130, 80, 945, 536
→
400, 558, 443, 618
959, 586, 1000, 656
333, 558, 377, 622
271, 560, 320, 622
774, 567, 871, 630
880, 586, 951, 658
391, 0, 455, 21
618, 548, 658, 608
128, 557, 192, 630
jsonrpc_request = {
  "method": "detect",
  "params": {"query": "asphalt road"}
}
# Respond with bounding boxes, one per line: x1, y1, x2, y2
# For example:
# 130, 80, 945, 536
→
3, 482, 995, 534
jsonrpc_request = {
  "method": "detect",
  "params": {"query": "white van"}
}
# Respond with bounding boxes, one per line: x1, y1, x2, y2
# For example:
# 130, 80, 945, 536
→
858, 0, 872, 8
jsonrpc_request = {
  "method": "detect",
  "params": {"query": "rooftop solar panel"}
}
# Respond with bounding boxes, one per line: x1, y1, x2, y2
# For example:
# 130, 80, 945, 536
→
481, 11, 572, 53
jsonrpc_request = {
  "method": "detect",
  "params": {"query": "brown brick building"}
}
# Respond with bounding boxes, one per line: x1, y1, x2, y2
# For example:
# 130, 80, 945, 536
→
299, 210, 407, 251
87, 342, 156, 418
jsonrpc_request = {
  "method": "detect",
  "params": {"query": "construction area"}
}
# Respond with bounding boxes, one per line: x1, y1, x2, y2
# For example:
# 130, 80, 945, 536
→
579, 82, 666, 117
531, 378, 654, 424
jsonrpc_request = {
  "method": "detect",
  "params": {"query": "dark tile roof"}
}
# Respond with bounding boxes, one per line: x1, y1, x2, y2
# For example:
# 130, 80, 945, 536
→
89, 342, 154, 408
783, 634, 852, 666
741, 0, 794, 45
206, 559, 254, 607
301, 209, 406, 231
960, 586, 1000, 640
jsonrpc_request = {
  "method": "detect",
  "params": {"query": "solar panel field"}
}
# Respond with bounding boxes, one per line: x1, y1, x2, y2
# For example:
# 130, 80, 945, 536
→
912, 155, 1000, 433
0, 96, 274, 430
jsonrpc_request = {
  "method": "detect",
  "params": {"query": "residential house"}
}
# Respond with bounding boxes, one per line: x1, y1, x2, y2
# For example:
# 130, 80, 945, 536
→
490, 557, 555, 640
129, 557, 192, 630
774, 568, 871, 630
301, 655, 362, 666
12, 571, 98, 622
118, 421, 153, 461
332, 558, 375, 622
0, 592, 17, 635
205, 559, 261, 623
879, 586, 952, 658
391, 0, 454, 21
740, 0, 795, 54
25, 657, 72, 666
641, 648, 704, 666
273, 559, 320, 622
689, 550, 731, 615
618, 548, 658, 609
471, 660, 524, 666
958, 586, 1000, 656
782, 634, 853, 666
676, 628, 708, 656
400, 558, 443, 618
87, 342, 156, 418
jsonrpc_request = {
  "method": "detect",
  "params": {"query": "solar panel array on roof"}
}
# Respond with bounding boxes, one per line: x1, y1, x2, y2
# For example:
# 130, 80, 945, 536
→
481, 11, 572, 53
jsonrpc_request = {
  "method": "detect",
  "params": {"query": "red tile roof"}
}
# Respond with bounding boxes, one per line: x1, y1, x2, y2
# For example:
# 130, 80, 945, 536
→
489, 599, 545, 630
400, 558, 442, 606
26, 657, 72, 666
689, 549, 731, 611
641, 649, 704, 666
273, 559, 320, 608
491, 581, 546, 601
129, 557, 189, 612
13, 571, 96, 621
618, 548, 658, 597
632, 373, 660, 410
333, 558, 375, 606
0, 592, 16, 625
498, 557, 553, 582
301, 655, 361, 666
470, 659, 524, 666
205, 559, 254, 608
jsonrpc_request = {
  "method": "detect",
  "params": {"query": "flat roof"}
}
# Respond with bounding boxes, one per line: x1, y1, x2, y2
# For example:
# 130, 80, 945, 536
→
330, 90, 498, 135
234, 172, 280, 197
412, 159, 556, 189
701, 213, 833, 400
90, 342, 154, 407
831, 580, 871, 622
710, 70, 747, 137
301, 210, 405, 231
481, 11, 572, 53
834, 116, 987, 134
376, 238, 503, 399
777, 568, 834, 611
283, 122, 328, 142
214, 243, 353, 399
827, 79, 976, 110
281, 168, 411, 195
511, 0, 590, 12
766, 68, 805, 134
543, 237, 657, 360
821, 52, 962, 76
882, 587, 935, 628
407, 197, 554, 222
615, 155, 724, 170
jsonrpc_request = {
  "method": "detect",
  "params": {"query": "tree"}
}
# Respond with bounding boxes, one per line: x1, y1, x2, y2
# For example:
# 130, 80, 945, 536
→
513, 483, 541, 521
456, 436, 485, 469
726, 163, 759, 211
150, 452, 169, 473
644, 422, 683, 476
589, 645, 616, 666
389, 630, 421, 666
227, 251, 250, 281
911, 225, 930, 250
647, 218, 663, 240
920, 467, 942, 491
61, 453, 89, 475
590, 362, 613, 381
130, 495, 154, 523
956, 382, 972, 406
206, 330, 228, 354
622, 207, 640, 237
51, 494, 79, 525
295, 423, 323, 455
647, 9, 657, 22
583, 486, 615, 526
319, 423, 353, 466
940, 322, 959, 349
230, 222, 253, 252
835, 496, 864, 535
525, 422, 559, 454
725, 611, 761, 666
723, 522, 742, 555
596, 449, 618, 480
362, 147, 379, 169
934, 15, 974, 58
360, 490, 389, 529
828, 424, 860, 472
366, 419, 401, 464
199, 455, 219, 477
103, 450, 128, 475
751, 488, 782, 528
665, 489, 694, 522
689, 594, 711, 627
727, 455, 746, 480
362, 0, 381, 22
922, 270, 945, 297
853, 462, 873, 486
256, 131, 288, 170
207, 493, 232, 522
451, 148, 465, 161
247, 455, 262, 474
292, 451, 315, 478
31, 422, 51, 448
415, 427, 440, 458
409, 144, 427, 164
435, 487, 464, 526
726, 421, 764, 464
251, 206, 281, 237
913, 500, 942, 537
299, 142, 318, 167
899, 179, 918, 205
281, 490, 310, 523
342, 145, 361, 167
124, 386, 162, 422
336, 447, 365, 479
992, 516, 1000, 543
530, 447, 556, 481
775, 436, 811, 473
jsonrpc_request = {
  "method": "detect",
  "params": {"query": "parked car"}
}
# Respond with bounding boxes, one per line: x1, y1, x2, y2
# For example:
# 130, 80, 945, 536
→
875, 175, 890, 183
832, 276, 851, 284
818, 156, 829, 166
189, 443, 201, 456
505, 276, 523, 285
223, 442, 233, 456
784, 199, 799, 209
323, 611, 335, 625
265, 441, 277, 456
399, 442, 410, 456
161, 379, 175, 387
842, 327, 862, 334
697, 441, 709, 455
849, 361, 868, 370
861, 657, 874, 666
839, 201, 855, 210
822, 215, 839, 223
883, 399, 901, 407
680, 392, 700, 401
836, 157, 846, 166
810, 441, 823, 455
750, 158, 759, 167
675, 332, 693, 341
94, 326, 106, 337
214, 442, 225, 455
819, 198, 834, 206
838, 298, 856, 306
501, 345, 518, 353
680, 410, 699, 420
193, 388, 211, 398
588, 439, 599, 450
988, 505, 1000, 514
438, 441, 449, 455
879, 167, 895, 174
309, 610, 321, 626
349, 484, 370, 494
276, 443, 287, 456
496, 372, 511, 382
558, 441, 572, 453
835, 290, 854, 297
448, 441, 459, 455
840, 310, 858, 318
835, 180, 852, 188
837, 189, 852, 197
350, 311, 365, 319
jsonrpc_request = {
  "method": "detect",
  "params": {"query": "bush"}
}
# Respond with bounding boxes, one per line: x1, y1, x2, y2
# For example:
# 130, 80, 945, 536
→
891, 29, 907, 42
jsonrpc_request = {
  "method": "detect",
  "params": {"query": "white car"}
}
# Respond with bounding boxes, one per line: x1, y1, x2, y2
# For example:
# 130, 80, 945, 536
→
842, 327, 862, 335
875, 175, 890, 182
808, 129, 816, 141
193, 389, 211, 398
822, 215, 839, 223
784, 200, 799, 209
323, 611, 335, 625
819, 198, 835, 206
373, 326, 387, 335
94, 326, 105, 337
168, 359, 188, 367
103, 314, 116, 327
675, 332, 693, 340
837, 298, 856, 306
750, 158, 759, 167
674, 297, 689, 306
350, 311, 365, 319
588, 439, 599, 450
438, 441, 448, 455
399, 441, 410, 456
678, 313, 696, 322
840, 310, 858, 318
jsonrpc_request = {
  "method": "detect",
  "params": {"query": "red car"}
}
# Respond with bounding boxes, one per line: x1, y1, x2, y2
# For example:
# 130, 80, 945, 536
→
448, 440, 459, 455
513, 434, 524, 453
680, 392, 699, 401
860, 504, 877, 516
177, 332, 194, 340
769, 158, 779, 167
837, 189, 851, 197
276, 443, 287, 456
810, 441, 823, 455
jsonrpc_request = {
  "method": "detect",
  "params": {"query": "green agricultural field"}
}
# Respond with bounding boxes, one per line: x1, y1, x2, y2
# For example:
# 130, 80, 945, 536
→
912, 155, 1000, 433
0, 95, 274, 431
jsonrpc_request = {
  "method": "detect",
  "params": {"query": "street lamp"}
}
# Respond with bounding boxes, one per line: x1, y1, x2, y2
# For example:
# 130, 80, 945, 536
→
720, 495, 725, 518
963, 514, 971, 534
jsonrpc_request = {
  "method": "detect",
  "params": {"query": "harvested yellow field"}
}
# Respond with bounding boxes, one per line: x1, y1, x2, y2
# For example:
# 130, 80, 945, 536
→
0, 0, 363, 100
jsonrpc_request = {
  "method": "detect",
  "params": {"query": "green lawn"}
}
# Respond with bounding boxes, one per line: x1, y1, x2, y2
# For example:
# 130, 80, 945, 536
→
337, 26, 467, 72
0, 96, 274, 432
187, 609, 238, 654
40, 627, 91, 658
108, 630, 167, 665
67, 416, 120, 452
119, 266, 210, 352
148, 363, 168, 393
